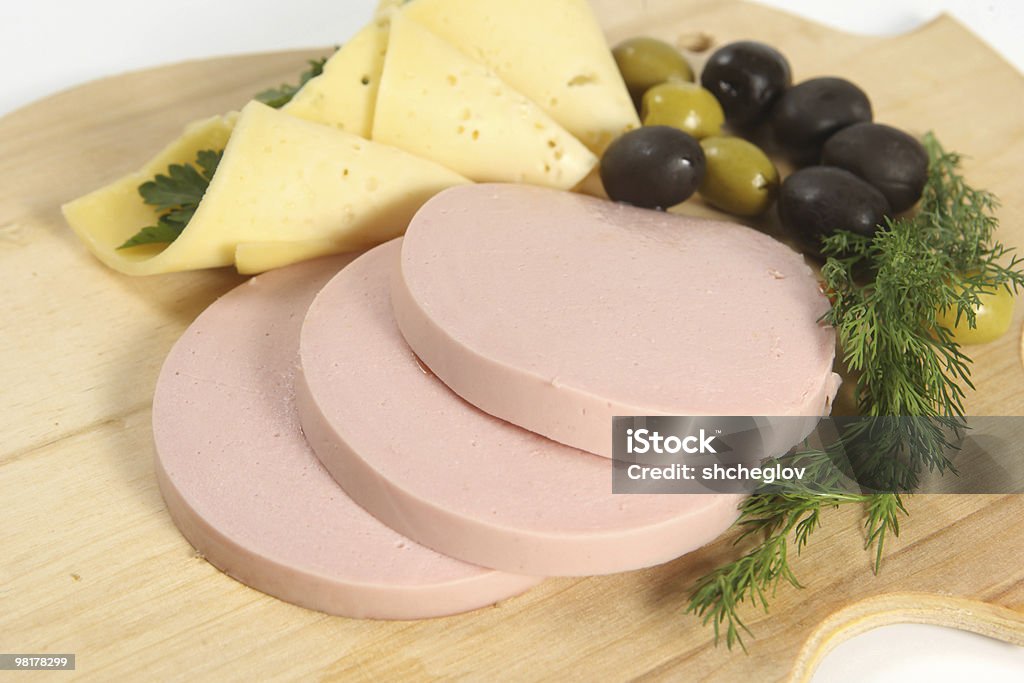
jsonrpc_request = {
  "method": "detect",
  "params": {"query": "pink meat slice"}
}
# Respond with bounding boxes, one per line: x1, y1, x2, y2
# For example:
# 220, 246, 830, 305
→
153, 256, 539, 619
297, 241, 742, 577
392, 184, 840, 458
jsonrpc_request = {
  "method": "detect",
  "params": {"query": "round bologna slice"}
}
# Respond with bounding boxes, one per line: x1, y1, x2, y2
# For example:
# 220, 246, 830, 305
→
297, 241, 742, 576
392, 184, 840, 458
153, 256, 539, 619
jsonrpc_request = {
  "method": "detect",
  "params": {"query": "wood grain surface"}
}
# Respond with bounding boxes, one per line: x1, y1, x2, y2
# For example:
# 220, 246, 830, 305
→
2, 1, 1023, 680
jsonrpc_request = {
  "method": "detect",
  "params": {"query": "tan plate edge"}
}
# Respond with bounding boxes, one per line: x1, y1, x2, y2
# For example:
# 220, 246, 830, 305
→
789, 592, 1024, 682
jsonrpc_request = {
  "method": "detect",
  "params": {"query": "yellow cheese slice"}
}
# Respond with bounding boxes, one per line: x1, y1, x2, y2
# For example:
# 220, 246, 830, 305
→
401, 0, 639, 154
62, 112, 237, 274
372, 13, 596, 190
63, 101, 469, 275
375, 0, 405, 19
282, 19, 389, 137
235, 239, 357, 275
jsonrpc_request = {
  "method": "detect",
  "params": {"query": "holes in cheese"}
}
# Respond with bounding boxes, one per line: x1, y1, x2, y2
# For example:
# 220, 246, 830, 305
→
402, 0, 639, 154
282, 19, 390, 138
372, 13, 597, 190
62, 101, 469, 275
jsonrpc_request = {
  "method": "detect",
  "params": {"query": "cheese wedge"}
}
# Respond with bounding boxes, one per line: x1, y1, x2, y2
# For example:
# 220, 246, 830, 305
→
63, 101, 469, 275
372, 14, 596, 190
401, 0, 639, 154
282, 19, 389, 137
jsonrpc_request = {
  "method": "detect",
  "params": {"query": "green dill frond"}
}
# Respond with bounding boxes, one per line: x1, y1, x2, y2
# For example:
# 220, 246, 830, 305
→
688, 132, 1023, 649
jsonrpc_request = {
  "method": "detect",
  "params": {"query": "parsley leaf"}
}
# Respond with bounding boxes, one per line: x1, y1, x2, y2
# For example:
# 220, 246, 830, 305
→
118, 223, 188, 249
137, 162, 208, 210
118, 150, 222, 250
254, 57, 328, 109
121, 54, 331, 251
195, 149, 222, 179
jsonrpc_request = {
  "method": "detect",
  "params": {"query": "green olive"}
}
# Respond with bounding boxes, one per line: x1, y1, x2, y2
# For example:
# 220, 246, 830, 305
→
612, 37, 694, 104
697, 136, 780, 216
641, 82, 724, 139
936, 284, 1016, 345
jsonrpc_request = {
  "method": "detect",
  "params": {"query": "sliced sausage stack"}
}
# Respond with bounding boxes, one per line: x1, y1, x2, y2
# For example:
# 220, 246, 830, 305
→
153, 184, 839, 617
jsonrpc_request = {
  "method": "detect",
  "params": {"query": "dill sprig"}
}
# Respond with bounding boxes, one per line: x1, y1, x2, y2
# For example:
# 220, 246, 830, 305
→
688, 489, 904, 651
686, 133, 1024, 649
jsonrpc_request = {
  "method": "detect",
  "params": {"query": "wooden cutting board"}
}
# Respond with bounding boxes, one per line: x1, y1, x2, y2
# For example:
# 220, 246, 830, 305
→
2, 1, 1023, 680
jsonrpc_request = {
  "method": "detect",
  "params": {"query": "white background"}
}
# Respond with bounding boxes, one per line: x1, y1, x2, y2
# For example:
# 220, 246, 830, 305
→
2, 0, 1023, 116
1, 1, 1022, 680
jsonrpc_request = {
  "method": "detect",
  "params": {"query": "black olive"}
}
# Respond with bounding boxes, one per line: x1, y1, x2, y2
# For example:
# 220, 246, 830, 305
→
779, 166, 890, 249
821, 123, 929, 212
600, 126, 706, 210
700, 41, 791, 128
771, 77, 872, 162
